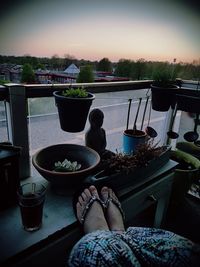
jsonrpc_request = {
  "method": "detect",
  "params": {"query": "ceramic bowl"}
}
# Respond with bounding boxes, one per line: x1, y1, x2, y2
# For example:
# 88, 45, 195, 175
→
32, 144, 100, 186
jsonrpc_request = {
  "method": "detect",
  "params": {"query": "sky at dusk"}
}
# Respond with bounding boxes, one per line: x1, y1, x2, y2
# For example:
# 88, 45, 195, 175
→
0, 0, 199, 63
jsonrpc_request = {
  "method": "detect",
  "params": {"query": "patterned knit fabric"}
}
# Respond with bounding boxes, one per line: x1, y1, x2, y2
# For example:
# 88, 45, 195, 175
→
68, 227, 200, 267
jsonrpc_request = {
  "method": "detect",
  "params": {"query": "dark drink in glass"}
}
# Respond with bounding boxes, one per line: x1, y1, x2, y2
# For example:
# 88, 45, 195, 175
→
18, 183, 46, 232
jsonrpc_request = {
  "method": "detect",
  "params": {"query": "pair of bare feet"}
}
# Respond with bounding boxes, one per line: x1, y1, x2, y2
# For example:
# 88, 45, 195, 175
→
76, 185, 125, 234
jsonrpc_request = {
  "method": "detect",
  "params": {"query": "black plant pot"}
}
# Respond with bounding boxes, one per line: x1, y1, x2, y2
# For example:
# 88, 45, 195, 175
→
53, 91, 95, 132
151, 85, 179, 112
175, 94, 200, 113
175, 88, 200, 98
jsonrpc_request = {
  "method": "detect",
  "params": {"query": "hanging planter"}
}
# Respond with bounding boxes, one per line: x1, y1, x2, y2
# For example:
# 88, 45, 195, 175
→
175, 94, 200, 113
151, 83, 200, 113
53, 87, 95, 132
151, 84, 179, 112
150, 67, 179, 112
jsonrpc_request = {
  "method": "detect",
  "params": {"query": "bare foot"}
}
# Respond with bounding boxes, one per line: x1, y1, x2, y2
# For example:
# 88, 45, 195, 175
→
76, 185, 109, 234
101, 187, 125, 233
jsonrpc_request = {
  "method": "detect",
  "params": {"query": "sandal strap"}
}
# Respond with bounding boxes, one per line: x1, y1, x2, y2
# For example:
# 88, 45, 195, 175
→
104, 197, 125, 221
80, 195, 104, 224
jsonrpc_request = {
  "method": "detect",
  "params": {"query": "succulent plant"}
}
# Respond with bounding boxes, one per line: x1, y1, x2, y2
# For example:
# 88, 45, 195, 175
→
62, 87, 88, 98
53, 159, 81, 172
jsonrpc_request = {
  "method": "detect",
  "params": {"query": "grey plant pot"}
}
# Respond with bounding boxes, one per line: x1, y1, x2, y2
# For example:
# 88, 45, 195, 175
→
85, 146, 171, 190
170, 150, 200, 205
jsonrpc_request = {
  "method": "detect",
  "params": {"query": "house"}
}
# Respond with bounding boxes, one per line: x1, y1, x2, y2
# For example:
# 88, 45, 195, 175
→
63, 63, 80, 76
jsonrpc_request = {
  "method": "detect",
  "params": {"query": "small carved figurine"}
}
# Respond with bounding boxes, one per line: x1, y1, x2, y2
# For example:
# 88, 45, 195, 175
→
85, 109, 106, 157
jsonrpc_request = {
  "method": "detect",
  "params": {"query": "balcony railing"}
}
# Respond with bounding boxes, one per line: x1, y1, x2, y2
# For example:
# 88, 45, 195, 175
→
0, 79, 197, 180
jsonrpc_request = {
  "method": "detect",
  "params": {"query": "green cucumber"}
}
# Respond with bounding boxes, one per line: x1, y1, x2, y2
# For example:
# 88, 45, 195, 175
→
171, 149, 200, 169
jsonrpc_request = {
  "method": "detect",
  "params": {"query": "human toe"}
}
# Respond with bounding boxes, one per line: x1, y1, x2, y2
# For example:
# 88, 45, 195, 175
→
101, 186, 109, 202
88, 185, 99, 198
109, 188, 118, 202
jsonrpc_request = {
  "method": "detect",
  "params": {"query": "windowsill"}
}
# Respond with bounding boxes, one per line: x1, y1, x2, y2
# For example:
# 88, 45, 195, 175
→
0, 175, 76, 264
0, 160, 177, 265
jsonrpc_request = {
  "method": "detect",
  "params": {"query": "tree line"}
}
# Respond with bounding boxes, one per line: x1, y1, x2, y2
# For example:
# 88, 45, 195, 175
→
0, 54, 199, 82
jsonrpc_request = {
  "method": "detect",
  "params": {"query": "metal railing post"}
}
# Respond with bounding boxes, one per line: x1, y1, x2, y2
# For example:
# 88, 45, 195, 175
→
5, 84, 30, 179
162, 107, 174, 145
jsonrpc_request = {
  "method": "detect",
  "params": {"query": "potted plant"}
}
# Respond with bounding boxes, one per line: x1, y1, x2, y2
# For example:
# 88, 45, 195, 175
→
53, 87, 95, 132
169, 149, 200, 206
86, 141, 171, 190
151, 66, 179, 111
123, 129, 147, 154
175, 94, 200, 113
173, 79, 200, 113
123, 98, 147, 155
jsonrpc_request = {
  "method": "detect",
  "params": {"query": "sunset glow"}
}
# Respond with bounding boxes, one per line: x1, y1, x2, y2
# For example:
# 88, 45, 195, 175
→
0, 0, 199, 63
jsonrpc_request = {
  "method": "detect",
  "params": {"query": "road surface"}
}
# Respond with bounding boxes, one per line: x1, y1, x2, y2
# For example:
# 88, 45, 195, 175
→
26, 89, 169, 154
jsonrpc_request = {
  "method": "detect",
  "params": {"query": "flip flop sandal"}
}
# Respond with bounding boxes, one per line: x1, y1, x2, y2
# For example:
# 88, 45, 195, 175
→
103, 196, 125, 221
79, 195, 105, 224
